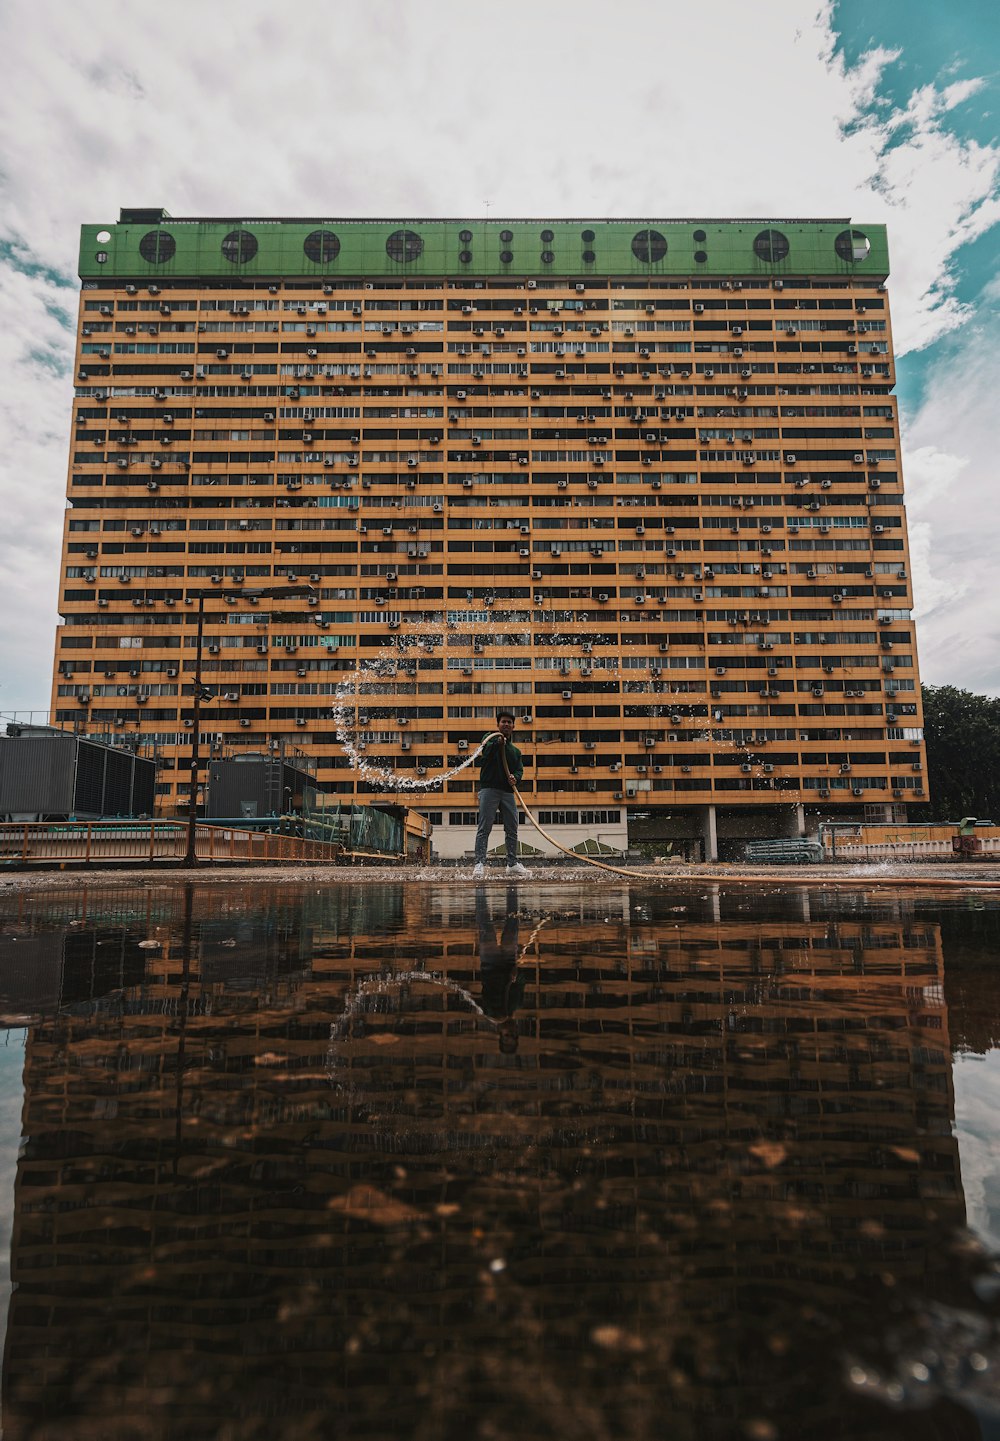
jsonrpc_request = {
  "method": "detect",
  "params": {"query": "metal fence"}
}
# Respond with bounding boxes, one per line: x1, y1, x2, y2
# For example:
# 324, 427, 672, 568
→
0, 821, 348, 868
821, 836, 1000, 862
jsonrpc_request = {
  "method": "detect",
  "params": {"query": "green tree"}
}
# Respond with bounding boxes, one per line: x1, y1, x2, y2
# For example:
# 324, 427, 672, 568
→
914, 685, 1000, 822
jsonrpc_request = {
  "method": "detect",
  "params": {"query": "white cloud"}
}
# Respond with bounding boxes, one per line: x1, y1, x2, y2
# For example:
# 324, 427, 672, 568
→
0, 0, 997, 709
953, 1052, 1000, 1253
901, 288, 1000, 694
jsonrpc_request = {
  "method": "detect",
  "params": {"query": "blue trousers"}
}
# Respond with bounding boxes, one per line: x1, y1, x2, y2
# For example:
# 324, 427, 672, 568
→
475, 787, 519, 863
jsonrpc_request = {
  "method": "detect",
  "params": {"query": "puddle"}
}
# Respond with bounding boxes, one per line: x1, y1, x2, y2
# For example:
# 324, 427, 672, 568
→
1, 880, 999, 1439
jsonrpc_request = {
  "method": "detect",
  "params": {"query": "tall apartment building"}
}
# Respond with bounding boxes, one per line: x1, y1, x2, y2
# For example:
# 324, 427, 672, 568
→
54, 213, 926, 858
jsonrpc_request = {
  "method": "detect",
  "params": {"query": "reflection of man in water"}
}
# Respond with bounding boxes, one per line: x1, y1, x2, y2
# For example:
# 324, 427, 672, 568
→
476, 886, 525, 1054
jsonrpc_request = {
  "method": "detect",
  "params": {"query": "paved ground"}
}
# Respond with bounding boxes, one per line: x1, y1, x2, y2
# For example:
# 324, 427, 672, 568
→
2, 859, 1000, 892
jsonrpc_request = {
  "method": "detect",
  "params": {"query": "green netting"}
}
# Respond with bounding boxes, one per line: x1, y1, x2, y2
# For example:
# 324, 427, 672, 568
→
300, 795, 402, 855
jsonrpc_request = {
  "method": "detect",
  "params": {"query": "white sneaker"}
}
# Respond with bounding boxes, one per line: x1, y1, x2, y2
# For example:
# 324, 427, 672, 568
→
472, 862, 485, 879
506, 862, 529, 877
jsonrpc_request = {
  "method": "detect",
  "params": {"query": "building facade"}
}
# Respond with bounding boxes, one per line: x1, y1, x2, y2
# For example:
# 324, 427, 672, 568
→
53, 213, 926, 858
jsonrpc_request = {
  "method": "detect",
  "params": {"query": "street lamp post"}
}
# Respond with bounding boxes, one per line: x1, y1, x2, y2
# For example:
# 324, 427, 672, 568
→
183, 584, 315, 867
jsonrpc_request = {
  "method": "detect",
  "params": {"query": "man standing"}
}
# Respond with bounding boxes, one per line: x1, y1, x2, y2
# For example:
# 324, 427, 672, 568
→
472, 711, 528, 878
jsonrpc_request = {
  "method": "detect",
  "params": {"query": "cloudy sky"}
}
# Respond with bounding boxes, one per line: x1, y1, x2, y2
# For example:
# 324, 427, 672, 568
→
0, 0, 998, 716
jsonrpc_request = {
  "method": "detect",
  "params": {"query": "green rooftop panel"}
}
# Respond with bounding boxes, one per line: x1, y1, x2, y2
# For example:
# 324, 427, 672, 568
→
80, 216, 890, 282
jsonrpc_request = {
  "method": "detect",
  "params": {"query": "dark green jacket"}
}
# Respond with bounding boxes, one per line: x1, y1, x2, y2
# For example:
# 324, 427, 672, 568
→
479, 734, 523, 793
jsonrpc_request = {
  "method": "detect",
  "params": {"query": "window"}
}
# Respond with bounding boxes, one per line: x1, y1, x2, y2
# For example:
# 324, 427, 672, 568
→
753, 228, 789, 263
835, 229, 871, 263
631, 229, 668, 263
139, 229, 175, 264
303, 229, 341, 264
386, 229, 423, 263
221, 229, 258, 264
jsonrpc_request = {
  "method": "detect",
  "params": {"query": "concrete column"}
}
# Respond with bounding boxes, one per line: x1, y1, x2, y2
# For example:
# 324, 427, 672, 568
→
701, 804, 718, 861
785, 803, 806, 838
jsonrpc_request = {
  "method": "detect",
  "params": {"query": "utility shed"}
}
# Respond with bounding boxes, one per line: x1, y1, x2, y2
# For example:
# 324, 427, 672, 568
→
0, 726, 156, 821
206, 754, 321, 820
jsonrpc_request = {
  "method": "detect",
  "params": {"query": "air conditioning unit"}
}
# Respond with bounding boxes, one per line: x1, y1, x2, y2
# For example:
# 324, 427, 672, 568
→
457, 740, 468, 751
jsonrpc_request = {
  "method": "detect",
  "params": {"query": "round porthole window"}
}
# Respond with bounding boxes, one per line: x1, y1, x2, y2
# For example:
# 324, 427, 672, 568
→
631, 229, 668, 263
303, 229, 341, 264
694, 250, 708, 264
499, 250, 514, 264
581, 229, 595, 242
834, 228, 871, 263
582, 249, 596, 263
459, 249, 473, 264
459, 229, 473, 244
95, 251, 108, 264
139, 229, 176, 264
753, 228, 789, 263
96, 230, 112, 244
222, 229, 258, 264
540, 229, 554, 243
692, 229, 706, 243
541, 250, 554, 264
386, 229, 423, 263
499, 229, 514, 243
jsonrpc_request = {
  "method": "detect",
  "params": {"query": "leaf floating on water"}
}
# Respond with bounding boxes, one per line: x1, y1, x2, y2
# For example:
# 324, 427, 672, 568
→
590, 1324, 645, 1354
749, 1141, 787, 1169
327, 1184, 421, 1225
743, 1421, 778, 1441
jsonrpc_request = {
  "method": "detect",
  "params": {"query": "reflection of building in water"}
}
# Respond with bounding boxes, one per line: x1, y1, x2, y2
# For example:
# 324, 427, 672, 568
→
1, 889, 967, 1439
